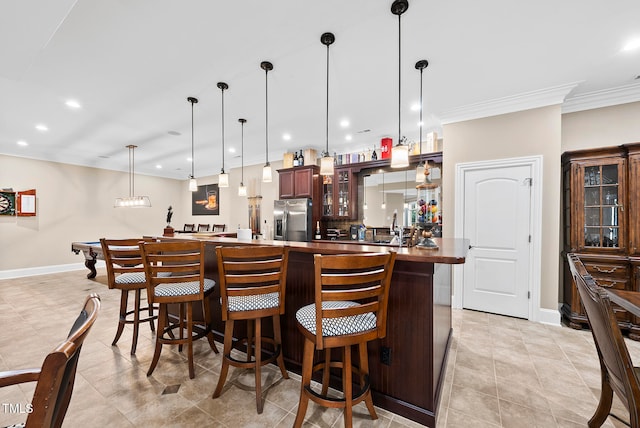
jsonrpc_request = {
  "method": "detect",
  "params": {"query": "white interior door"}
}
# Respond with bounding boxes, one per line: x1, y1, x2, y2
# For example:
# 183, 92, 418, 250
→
462, 164, 532, 318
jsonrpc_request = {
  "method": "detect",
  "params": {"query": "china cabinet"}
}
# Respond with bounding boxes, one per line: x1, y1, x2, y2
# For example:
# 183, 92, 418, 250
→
562, 143, 640, 338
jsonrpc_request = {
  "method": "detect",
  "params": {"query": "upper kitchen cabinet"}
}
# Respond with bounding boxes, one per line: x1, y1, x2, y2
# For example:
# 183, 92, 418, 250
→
321, 166, 357, 220
278, 165, 319, 199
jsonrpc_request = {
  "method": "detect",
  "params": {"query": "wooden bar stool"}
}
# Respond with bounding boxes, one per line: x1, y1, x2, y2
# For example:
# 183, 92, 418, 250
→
139, 240, 219, 379
212, 246, 289, 413
100, 238, 157, 354
293, 252, 397, 428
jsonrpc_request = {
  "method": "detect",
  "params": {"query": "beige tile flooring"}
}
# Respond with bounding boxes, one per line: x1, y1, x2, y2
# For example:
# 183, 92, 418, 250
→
0, 269, 638, 427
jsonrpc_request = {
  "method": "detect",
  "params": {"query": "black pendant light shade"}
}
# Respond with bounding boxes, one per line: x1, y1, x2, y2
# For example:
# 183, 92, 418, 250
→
217, 82, 229, 187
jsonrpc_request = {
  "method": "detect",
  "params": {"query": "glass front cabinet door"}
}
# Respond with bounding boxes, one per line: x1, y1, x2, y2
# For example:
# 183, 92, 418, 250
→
564, 149, 627, 254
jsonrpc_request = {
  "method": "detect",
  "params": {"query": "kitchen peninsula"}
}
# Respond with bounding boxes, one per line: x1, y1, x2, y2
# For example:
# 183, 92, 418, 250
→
159, 234, 468, 426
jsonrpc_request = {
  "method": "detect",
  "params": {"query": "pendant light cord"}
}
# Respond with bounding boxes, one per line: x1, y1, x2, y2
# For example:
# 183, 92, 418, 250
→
325, 42, 330, 156
221, 89, 225, 172
241, 120, 244, 183
191, 101, 195, 178
265, 68, 269, 164
398, 12, 402, 146
419, 67, 423, 154
129, 145, 134, 197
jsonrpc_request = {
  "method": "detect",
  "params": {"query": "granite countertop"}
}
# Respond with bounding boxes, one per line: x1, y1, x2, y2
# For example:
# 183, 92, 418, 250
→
158, 235, 469, 264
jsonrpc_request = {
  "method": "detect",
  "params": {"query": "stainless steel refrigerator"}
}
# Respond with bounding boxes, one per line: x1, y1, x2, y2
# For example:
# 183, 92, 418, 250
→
273, 198, 313, 242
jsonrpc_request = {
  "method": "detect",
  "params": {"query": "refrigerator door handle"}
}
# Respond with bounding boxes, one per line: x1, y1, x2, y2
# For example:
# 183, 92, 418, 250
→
282, 208, 288, 241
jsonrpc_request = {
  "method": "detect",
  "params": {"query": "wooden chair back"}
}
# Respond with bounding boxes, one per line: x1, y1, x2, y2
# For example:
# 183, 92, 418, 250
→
0, 294, 101, 428
100, 238, 145, 289
197, 224, 210, 232
213, 224, 226, 232
183, 223, 195, 232
313, 251, 396, 349
216, 246, 289, 320
139, 240, 207, 304
567, 253, 640, 419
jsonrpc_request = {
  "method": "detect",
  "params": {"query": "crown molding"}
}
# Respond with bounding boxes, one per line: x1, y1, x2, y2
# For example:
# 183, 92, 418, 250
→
561, 82, 640, 114
439, 82, 581, 125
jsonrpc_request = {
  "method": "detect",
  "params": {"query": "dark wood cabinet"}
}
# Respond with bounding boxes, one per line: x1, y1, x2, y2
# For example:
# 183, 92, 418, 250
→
562, 143, 640, 339
278, 165, 318, 199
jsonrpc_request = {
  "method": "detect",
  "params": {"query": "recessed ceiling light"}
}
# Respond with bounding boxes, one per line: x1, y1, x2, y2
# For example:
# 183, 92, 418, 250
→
65, 99, 82, 109
228, 147, 236, 153
35, 124, 48, 132
340, 119, 350, 128
283, 133, 291, 141
623, 38, 640, 51
17, 140, 28, 147
187, 157, 192, 162
417, 121, 424, 127
411, 103, 421, 111
345, 134, 352, 141
156, 165, 162, 169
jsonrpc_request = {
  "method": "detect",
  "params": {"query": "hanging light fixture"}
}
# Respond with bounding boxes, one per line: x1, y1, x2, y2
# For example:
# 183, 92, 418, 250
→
319, 32, 335, 176
217, 82, 229, 187
381, 172, 386, 210
261, 61, 273, 183
238, 118, 247, 197
390, 0, 410, 168
415, 59, 429, 182
114, 144, 151, 207
363, 175, 368, 210
187, 97, 198, 191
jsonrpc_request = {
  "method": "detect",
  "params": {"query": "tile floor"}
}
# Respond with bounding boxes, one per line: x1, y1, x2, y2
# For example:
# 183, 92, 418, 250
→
0, 269, 638, 427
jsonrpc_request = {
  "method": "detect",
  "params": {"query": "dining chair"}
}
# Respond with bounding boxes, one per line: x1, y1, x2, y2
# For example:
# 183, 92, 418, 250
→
183, 223, 195, 232
213, 224, 226, 232
212, 246, 289, 413
293, 251, 397, 428
100, 238, 157, 354
567, 253, 640, 427
197, 224, 210, 232
139, 240, 218, 379
0, 294, 100, 428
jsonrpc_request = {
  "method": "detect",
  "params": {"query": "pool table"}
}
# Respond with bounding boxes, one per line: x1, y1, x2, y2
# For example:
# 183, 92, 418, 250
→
71, 241, 104, 278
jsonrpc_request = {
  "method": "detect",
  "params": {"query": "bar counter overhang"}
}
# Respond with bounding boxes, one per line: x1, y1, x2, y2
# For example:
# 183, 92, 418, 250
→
155, 235, 469, 427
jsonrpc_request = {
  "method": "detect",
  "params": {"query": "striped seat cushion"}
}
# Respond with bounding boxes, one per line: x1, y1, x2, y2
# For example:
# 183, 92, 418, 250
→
296, 301, 377, 337
225, 292, 279, 312
115, 271, 170, 284
154, 278, 215, 297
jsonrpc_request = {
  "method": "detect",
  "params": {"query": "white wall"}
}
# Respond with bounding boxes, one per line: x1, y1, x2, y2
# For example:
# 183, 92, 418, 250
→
443, 106, 562, 311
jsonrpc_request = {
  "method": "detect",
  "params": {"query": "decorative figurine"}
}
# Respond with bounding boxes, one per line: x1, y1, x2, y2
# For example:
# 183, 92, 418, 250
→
164, 206, 175, 237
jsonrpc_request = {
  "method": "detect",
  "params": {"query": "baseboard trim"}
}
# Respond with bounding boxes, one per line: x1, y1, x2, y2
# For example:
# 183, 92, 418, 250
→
0, 261, 105, 280
537, 307, 561, 326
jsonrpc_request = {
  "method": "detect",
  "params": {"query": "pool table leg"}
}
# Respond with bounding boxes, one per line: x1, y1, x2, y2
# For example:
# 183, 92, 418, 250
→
85, 257, 97, 279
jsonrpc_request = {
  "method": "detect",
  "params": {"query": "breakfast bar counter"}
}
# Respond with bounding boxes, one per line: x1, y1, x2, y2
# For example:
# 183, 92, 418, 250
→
157, 235, 468, 427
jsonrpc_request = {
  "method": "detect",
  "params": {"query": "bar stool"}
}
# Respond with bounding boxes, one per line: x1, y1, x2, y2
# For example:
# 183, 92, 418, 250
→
293, 252, 397, 428
212, 246, 289, 413
100, 238, 157, 354
139, 240, 219, 379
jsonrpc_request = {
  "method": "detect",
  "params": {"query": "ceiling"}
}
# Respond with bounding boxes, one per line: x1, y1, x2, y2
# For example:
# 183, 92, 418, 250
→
2, 0, 640, 181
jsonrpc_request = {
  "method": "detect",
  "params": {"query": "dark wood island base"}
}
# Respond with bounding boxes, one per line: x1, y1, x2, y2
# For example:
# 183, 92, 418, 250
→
156, 236, 468, 427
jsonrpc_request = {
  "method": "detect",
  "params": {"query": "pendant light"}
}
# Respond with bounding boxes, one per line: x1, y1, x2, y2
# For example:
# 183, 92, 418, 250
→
415, 59, 429, 182
390, 0, 409, 168
188, 97, 198, 191
114, 144, 151, 207
217, 82, 229, 187
238, 118, 247, 196
363, 174, 368, 210
319, 32, 335, 176
261, 61, 273, 182
381, 173, 386, 210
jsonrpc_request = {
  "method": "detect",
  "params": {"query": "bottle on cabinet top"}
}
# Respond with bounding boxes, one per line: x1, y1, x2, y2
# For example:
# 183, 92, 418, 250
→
293, 151, 299, 167
299, 150, 305, 166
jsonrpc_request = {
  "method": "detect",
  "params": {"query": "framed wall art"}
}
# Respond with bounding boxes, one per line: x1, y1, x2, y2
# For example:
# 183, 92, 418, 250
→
192, 184, 219, 215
